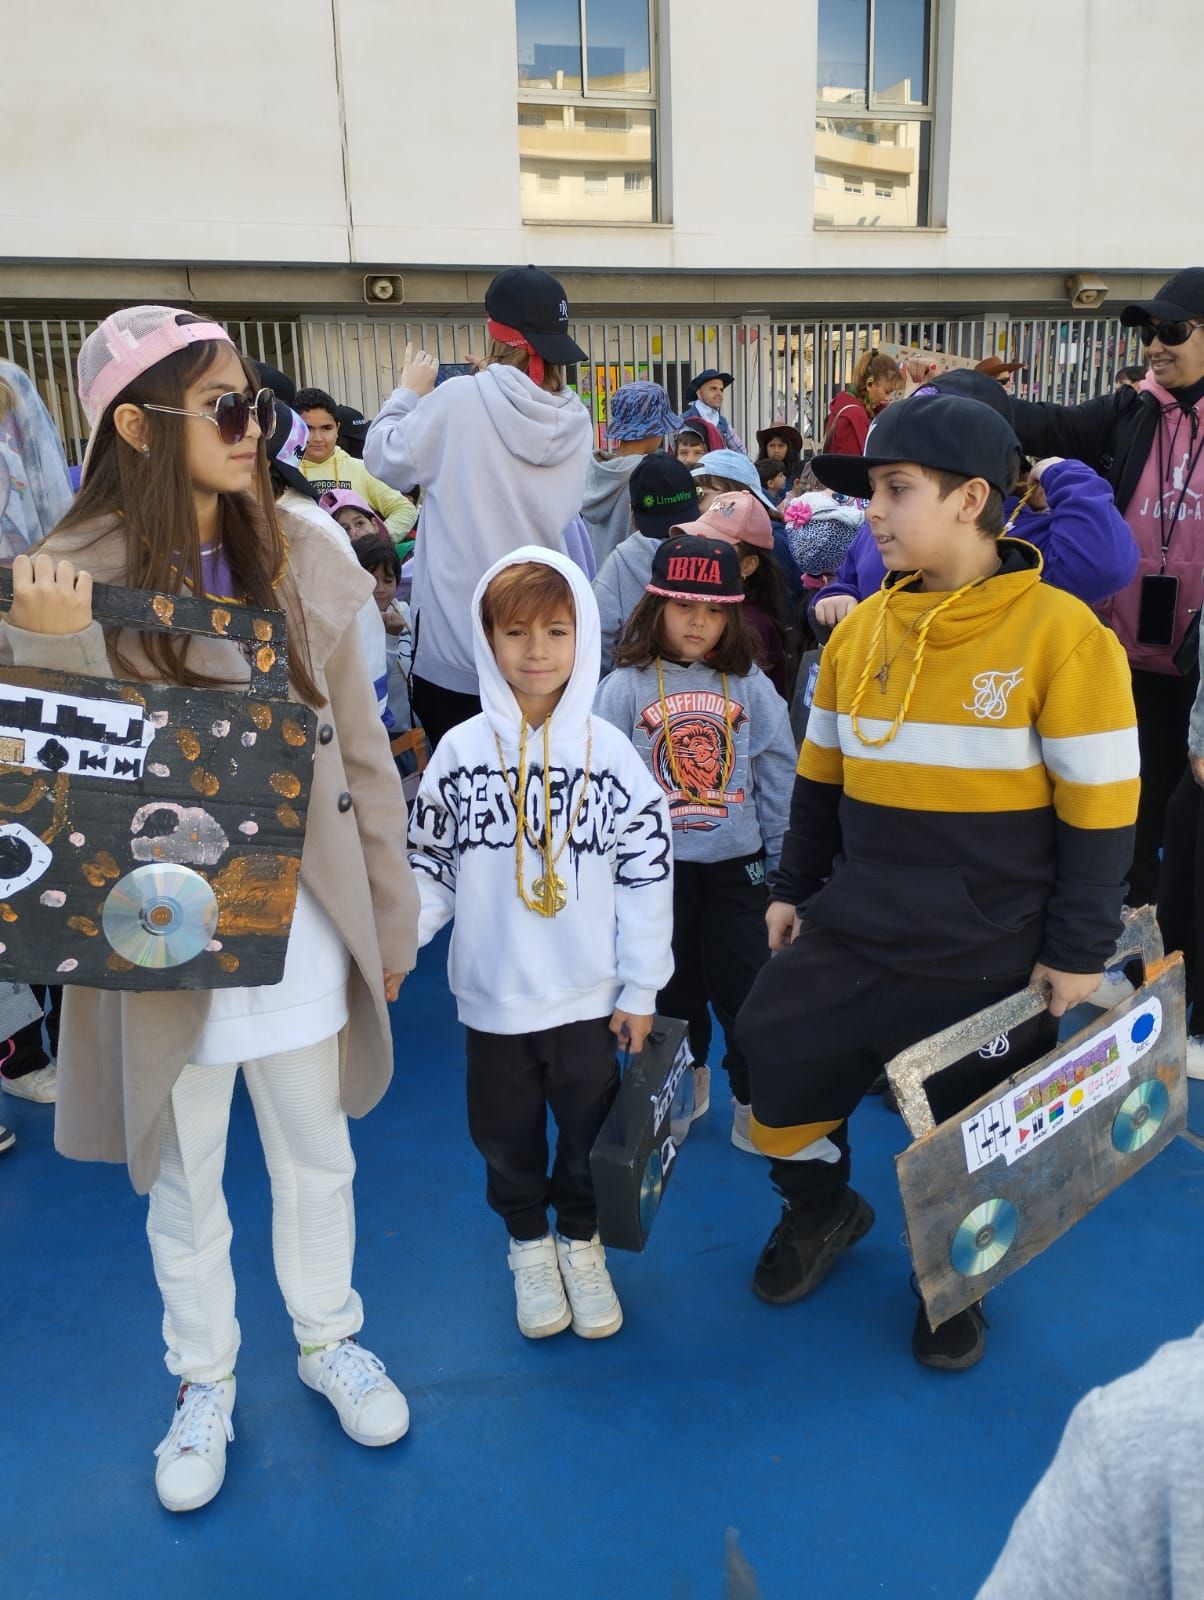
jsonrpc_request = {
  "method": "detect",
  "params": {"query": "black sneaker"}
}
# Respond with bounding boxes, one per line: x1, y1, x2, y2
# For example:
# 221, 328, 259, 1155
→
752, 1189, 875, 1305
912, 1296, 988, 1370
0, 1123, 14, 1156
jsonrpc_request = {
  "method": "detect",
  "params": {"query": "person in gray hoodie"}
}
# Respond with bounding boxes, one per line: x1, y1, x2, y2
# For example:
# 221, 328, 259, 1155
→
594, 534, 796, 1151
363, 266, 592, 748
581, 381, 683, 568
593, 452, 700, 670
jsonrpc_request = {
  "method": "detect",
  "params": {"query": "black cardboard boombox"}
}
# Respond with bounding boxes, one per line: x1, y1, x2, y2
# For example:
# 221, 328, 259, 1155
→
0, 571, 315, 991
887, 908, 1187, 1329
590, 1015, 694, 1252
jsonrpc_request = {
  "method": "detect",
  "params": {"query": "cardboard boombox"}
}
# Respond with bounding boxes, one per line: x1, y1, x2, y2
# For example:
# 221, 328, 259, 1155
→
591, 1015, 694, 1252
0, 571, 315, 991
887, 908, 1187, 1329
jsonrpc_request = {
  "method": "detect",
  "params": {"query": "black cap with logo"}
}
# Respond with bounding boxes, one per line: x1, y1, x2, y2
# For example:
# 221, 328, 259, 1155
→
647, 533, 745, 604
812, 392, 1021, 499
1119, 268, 1204, 327
484, 265, 588, 365
628, 452, 701, 539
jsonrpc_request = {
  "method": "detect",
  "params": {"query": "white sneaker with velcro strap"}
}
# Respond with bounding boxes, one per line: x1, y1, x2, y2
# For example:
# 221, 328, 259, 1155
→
508, 1234, 572, 1338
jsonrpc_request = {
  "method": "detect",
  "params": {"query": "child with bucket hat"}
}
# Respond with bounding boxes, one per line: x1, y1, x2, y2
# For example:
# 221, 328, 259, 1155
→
595, 532, 796, 1144
581, 380, 683, 568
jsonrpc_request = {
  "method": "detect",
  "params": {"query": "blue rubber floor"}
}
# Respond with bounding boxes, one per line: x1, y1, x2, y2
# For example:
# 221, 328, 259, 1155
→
4, 945, 1203, 1600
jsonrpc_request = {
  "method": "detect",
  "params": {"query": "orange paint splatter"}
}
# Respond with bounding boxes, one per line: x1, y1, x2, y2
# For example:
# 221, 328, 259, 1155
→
0, 904, 17, 924
81, 851, 121, 888
281, 720, 307, 748
276, 803, 301, 829
216, 952, 240, 973
106, 952, 135, 972
67, 915, 99, 937
211, 607, 232, 636
269, 771, 301, 799
175, 729, 201, 761
211, 854, 300, 937
255, 645, 277, 674
249, 704, 272, 730
190, 769, 220, 797
151, 595, 175, 626
252, 618, 273, 642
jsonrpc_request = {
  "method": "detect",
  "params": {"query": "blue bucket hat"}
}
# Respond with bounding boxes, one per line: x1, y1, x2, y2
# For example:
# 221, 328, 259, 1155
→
691, 448, 776, 511
605, 380, 683, 443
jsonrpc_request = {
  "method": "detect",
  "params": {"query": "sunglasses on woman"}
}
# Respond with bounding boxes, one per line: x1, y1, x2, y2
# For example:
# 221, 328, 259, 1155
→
1138, 320, 1204, 348
141, 387, 275, 445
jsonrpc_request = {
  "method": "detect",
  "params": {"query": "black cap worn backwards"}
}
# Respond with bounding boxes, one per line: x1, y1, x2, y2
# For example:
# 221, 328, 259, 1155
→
484, 265, 588, 366
1119, 268, 1204, 327
811, 392, 1021, 500
628, 452, 701, 539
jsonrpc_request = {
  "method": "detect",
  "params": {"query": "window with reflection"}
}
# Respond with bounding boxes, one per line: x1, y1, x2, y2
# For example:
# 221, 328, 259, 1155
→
517, 0, 658, 223
815, 0, 935, 227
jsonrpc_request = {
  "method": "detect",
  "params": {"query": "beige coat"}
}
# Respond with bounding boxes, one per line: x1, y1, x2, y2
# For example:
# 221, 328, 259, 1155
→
1, 511, 420, 1192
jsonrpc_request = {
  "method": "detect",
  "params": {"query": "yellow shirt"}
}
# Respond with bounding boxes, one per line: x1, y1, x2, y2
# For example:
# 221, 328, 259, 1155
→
301, 447, 417, 540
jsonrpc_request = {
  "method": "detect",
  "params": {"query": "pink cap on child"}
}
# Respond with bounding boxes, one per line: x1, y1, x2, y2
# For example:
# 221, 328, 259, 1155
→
78, 306, 234, 427
676, 490, 775, 551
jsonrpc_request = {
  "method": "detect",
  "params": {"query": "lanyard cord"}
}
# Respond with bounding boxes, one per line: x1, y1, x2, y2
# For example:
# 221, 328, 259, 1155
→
1155, 404, 1204, 568
655, 657, 734, 805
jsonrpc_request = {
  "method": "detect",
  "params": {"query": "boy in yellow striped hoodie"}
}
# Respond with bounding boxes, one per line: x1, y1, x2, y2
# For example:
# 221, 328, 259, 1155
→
736, 392, 1139, 1369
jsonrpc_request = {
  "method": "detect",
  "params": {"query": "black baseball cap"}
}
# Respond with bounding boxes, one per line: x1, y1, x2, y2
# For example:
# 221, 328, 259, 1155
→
647, 533, 744, 604
921, 368, 1012, 420
685, 368, 733, 403
484, 265, 588, 365
629, 453, 701, 539
812, 393, 1021, 499
1118, 268, 1204, 327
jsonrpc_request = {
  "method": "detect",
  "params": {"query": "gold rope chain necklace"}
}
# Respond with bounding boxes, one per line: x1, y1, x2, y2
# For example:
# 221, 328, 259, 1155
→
850, 563, 1001, 749
655, 656, 735, 806
493, 715, 593, 917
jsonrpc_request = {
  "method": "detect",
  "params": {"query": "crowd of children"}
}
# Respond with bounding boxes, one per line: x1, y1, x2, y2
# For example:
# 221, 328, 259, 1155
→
7, 265, 1204, 1522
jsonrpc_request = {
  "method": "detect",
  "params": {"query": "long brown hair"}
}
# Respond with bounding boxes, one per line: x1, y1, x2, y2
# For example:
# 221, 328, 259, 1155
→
477, 340, 566, 394
612, 592, 755, 676
851, 348, 900, 409
52, 331, 322, 705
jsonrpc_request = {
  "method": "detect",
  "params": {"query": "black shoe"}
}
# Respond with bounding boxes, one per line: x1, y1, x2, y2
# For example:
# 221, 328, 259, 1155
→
0, 1123, 14, 1156
911, 1294, 988, 1370
752, 1189, 875, 1305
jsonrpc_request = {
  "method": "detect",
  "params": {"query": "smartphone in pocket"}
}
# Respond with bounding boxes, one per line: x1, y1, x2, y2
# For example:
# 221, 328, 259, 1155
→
1137, 573, 1180, 646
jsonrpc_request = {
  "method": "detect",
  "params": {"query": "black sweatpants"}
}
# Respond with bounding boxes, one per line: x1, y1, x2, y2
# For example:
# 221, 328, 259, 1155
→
465, 1017, 620, 1242
1158, 768, 1204, 1020
2, 985, 62, 1080
411, 673, 482, 752
657, 853, 769, 1105
735, 931, 1057, 1220
1129, 668, 1194, 907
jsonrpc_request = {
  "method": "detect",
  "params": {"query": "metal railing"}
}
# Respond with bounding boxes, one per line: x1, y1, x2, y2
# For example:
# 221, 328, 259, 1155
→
3, 311, 1145, 466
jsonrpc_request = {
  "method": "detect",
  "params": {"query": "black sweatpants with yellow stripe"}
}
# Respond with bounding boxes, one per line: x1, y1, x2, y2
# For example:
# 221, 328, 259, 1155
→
735, 929, 1057, 1217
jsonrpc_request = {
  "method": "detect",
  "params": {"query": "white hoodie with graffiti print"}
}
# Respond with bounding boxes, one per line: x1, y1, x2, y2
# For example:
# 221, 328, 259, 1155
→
407, 546, 674, 1035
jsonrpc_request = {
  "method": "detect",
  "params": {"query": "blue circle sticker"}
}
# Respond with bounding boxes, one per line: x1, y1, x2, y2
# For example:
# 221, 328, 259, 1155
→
1130, 1011, 1155, 1044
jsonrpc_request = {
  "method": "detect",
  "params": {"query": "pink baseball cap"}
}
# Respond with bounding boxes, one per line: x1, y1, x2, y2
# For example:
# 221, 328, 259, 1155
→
78, 305, 234, 427
676, 490, 774, 551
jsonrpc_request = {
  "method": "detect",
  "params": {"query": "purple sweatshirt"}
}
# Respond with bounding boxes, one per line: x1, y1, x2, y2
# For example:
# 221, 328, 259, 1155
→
816, 458, 1138, 615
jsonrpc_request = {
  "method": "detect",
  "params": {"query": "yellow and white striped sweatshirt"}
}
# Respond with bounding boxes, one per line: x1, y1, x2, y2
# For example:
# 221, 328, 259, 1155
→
774, 540, 1139, 978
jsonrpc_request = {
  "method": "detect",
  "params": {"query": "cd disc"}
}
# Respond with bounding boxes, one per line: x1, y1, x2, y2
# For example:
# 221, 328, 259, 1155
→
638, 1147, 664, 1234
102, 864, 219, 970
1111, 1078, 1169, 1154
951, 1197, 1019, 1277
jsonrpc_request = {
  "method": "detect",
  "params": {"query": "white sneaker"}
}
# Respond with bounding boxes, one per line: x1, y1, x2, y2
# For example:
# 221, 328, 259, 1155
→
298, 1338, 409, 1447
154, 1377, 235, 1513
731, 1100, 758, 1154
508, 1234, 571, 1339
555, 1234, 623, 1339
1, 1062, 56, 1102
1087, 971, 1136, 1010
1187, 1036, 1204, 1081
0, 1123, 13, 1156
691, 1065, 711, 1122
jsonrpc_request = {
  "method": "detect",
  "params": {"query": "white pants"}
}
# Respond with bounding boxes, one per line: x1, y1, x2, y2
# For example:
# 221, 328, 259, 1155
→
146, 1036, 363, 1383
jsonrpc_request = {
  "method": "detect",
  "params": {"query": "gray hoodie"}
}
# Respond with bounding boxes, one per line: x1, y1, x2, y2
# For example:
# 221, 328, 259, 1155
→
594, 658, 796, 872
364, 366, 591, 696
593, 531, 659, 671
580, 452, 641, 568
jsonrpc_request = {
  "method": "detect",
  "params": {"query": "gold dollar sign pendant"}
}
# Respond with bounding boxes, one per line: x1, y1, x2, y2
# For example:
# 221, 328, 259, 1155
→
532, 873, 567, 917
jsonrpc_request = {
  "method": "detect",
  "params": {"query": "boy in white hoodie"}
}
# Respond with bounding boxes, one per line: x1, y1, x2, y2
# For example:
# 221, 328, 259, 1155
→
408, 548, 674, 1340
